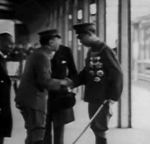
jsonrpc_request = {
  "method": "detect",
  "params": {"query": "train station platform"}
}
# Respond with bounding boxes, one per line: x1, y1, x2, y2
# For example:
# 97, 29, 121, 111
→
3, 79, 150, 144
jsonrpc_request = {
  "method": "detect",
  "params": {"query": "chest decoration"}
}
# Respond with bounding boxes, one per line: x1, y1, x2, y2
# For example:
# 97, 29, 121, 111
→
89, 56, 104, 82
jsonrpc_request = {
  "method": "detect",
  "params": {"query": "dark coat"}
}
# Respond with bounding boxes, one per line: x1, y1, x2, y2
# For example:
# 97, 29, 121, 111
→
15, 47, 62, 113
112, 47, 118, 56
72, 41, 123, 104
48, 45, 77, 126
0, 54, 12, 137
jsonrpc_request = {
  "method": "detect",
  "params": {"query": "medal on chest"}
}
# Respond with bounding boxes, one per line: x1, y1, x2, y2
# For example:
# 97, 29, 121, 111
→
89, 55, 104, 82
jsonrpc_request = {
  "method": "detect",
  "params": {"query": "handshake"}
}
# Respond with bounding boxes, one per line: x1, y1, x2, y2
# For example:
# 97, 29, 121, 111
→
60, 78, 73, 89
56, 78, 76, 110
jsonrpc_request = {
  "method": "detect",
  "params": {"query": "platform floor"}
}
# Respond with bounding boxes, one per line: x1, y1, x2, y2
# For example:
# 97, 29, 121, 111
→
3, 79, 150, 144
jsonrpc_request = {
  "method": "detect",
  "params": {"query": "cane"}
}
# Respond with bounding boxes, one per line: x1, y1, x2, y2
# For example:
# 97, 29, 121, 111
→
72, 100, 108, 144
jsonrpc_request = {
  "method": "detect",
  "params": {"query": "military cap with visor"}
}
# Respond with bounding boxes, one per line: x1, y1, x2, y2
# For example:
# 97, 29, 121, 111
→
38, 29, 61, 39
73, 22, 96, 34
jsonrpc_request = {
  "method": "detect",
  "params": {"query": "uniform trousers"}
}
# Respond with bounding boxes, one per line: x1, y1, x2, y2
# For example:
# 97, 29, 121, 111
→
20, 106, 46, 144
44, 112, 64, 144
88, 102, 112, 144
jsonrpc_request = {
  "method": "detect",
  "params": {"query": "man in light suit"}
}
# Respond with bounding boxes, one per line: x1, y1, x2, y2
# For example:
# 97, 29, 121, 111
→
15, 30, 67, 144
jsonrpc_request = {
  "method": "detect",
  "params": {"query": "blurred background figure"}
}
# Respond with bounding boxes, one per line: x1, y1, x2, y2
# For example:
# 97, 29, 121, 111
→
33, 43, 40, 49
0, 33, 14, 144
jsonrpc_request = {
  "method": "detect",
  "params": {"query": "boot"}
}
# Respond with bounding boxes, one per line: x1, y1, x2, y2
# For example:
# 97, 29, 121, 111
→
32, 140, 43, 144
96, 137, 107, 144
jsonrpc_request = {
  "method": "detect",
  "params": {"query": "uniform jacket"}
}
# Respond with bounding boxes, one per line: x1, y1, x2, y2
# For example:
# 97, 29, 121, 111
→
15, 47, 62, 113
72, 41, 123, 104
0, 53, 12, 137
48, 45, 77, 125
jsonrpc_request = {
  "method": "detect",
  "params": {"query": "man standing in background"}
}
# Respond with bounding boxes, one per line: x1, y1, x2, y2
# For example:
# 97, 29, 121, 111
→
0, 33, 14, 144
43, 29, 77, 144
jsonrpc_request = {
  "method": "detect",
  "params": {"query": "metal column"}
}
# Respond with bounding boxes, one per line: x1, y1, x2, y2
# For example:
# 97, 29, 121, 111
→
51, 5, 55, 29
49, 12, 53, 29
71, 0, 79, 94
62, 0, 69, 46
53, 5, 57, 28
59, 6, 63, 36
118, 0, 131, 128
83, 0, 90, 23
72, 0, 78, 67
56, 0, 63, 36
96, 0, 106, 42
78, 0, 90, 99
82, 0, 90, 59
56, 4, 60, 31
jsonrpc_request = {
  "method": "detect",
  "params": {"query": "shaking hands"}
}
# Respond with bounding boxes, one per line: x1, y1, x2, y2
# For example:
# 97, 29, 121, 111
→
60, 78, 73, 89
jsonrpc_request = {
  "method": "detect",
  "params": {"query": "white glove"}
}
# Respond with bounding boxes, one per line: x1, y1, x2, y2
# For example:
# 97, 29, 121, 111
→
107, 99, 116, 105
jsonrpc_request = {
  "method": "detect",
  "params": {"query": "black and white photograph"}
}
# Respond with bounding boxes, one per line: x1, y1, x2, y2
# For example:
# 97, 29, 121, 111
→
0, 0, 149, 144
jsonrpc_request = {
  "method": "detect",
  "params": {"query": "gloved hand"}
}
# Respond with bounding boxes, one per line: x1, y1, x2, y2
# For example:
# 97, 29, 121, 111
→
65, 77, 73, 88
107, 99, 115, 106
104, 99, 115, 116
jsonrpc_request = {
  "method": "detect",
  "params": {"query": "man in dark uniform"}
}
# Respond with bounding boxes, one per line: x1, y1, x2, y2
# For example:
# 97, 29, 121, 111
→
43, 29, 77, 144
0, 33, 14, 144
15, 30, 68, 144
65, 23, 123, 144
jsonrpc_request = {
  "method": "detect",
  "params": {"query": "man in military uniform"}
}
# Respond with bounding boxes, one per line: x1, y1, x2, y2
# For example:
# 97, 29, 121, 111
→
43, 29, 77, 144
15, 30, 68, 144
65, 23, 123, 144
0, 33, 13, 144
